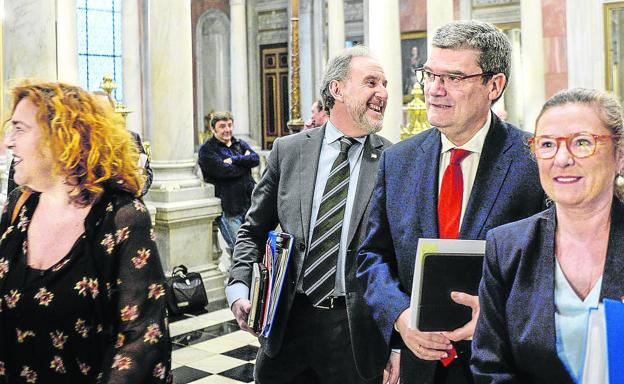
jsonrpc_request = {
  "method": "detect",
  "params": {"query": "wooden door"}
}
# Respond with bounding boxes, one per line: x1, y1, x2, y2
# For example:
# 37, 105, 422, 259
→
260, 44, 289, 150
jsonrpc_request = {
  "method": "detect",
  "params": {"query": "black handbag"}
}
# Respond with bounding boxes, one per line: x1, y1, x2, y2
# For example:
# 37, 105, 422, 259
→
165, 265, 208, 315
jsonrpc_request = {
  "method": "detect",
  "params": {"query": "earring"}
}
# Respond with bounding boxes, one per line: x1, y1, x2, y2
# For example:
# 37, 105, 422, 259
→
616, 172, 624, 188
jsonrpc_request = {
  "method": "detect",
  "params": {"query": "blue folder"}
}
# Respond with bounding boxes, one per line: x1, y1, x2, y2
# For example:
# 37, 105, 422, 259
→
605, 298, 624, 384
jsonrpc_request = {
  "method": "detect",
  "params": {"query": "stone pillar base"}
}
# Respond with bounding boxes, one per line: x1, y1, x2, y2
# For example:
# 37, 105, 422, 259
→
146, 160, 225, 303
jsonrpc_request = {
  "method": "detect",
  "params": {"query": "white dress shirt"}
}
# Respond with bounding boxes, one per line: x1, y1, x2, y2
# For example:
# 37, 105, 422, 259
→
438, 112, 492, 229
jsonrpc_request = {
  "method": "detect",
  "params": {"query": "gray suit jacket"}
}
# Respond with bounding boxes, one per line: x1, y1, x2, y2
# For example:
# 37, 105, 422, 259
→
228, 125, 392, 380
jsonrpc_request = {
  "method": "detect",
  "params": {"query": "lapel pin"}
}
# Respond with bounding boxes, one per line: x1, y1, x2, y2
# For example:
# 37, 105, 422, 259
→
371, 153, 378, 159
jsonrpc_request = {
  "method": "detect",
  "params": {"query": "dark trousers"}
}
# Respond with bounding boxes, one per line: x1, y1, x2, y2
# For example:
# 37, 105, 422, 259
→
401, 340, 474, 384
255, 293, 379, 384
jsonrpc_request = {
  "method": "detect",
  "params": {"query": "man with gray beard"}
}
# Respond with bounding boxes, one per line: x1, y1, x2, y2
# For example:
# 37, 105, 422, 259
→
226, 46, 397, 383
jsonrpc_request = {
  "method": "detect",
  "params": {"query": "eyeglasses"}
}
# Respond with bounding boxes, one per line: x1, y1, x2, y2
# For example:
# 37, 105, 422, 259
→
415, 68, 495, 88
528, 132, 618, 159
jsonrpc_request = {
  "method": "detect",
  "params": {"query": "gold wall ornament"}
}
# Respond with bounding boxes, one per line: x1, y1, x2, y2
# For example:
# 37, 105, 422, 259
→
287, 0, 304, 133
99, 74, 116, 96
114, 102, 133, 119
400, 84, 429, 140
142, 141, 152, 162
99, 75, 133, 122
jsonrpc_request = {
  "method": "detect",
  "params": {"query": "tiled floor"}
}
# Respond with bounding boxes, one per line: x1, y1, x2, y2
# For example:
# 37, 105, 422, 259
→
170, 302, 258, 384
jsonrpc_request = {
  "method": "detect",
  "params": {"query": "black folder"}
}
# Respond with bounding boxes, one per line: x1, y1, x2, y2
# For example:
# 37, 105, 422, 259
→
417, 253, 484, 331
248, 263, 268, 333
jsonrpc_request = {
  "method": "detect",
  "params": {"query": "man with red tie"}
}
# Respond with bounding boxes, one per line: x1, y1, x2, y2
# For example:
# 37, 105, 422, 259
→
356, 21, 545, 384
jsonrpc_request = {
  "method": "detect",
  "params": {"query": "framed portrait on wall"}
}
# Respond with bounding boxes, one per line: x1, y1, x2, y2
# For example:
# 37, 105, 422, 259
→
401, 32, 427, 102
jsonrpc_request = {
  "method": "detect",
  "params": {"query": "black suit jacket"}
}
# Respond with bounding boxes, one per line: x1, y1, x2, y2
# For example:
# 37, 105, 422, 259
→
228, 125, 392, 380
472, 200, 624, 383
357, 113, 546, 383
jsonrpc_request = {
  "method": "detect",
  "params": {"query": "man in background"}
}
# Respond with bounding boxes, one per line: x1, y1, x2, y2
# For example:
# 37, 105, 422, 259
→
198, 111, 259, 272
303, 99, 329, 129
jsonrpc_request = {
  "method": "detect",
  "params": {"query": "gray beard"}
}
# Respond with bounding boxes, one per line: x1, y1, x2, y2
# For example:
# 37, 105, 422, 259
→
346, 99, 383, 134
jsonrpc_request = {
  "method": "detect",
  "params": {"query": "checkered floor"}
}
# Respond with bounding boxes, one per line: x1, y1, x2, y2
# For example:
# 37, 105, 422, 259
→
170, 302, 257, 384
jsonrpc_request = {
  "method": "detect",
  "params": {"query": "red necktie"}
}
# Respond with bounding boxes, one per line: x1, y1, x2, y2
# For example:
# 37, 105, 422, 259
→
438, 148, 471, 239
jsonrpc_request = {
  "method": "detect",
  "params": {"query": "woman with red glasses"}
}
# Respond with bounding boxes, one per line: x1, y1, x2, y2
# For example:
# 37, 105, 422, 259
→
471, 88, 624, 383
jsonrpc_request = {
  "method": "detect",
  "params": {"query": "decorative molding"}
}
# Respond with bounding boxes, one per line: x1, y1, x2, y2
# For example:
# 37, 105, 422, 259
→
258, 9, 288, 31
195, 9, 231, 136
472, 0, 518, 7
472, 4, 520, 24
345, 21, 364, 40
258, 30, 289, 45
256, 0, 288, 12
345, 1, 363, 22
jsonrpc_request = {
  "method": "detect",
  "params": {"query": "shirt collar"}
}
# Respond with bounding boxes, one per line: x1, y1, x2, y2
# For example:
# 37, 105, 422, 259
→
440, 111, 492, 155
325, 120, 367, 145
212, 136, 239, 147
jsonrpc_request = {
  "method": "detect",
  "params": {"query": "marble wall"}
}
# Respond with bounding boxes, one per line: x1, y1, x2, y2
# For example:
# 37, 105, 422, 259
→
3, 1, 57, 92
195, 10, 232, 140
542, 0, 568, 98
400, 0, 427, 32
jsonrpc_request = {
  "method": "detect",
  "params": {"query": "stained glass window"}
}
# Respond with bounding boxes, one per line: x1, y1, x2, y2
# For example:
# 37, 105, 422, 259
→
76, 0, 123, 101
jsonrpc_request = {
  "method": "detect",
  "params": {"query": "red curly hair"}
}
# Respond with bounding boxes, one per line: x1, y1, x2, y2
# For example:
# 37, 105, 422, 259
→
9, 80, 143, 206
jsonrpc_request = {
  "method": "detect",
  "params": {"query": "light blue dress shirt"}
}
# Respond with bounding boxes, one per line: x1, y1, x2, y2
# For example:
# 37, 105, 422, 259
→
554, 259, 603, 383
304, 121, 365, 296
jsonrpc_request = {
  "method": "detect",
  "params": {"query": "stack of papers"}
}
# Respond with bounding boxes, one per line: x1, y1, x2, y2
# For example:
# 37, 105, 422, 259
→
248, 231, 294, 337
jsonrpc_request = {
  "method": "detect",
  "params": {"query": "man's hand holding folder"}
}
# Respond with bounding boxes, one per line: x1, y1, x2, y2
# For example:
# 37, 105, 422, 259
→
232, 298, 258, 336
394, 292, 479, 365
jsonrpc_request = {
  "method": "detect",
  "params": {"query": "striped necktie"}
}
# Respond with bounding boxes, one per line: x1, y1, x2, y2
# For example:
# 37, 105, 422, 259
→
302, 136, 357, 306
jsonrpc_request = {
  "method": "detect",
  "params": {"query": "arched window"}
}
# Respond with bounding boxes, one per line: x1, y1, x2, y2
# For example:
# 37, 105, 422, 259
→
76, 0, 123, 101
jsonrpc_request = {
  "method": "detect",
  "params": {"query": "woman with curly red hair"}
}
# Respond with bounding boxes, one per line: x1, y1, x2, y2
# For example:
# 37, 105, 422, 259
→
0, 81, 171, 383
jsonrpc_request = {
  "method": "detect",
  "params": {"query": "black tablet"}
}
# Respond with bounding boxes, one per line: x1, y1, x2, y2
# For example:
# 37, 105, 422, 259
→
417, 253, 484, 332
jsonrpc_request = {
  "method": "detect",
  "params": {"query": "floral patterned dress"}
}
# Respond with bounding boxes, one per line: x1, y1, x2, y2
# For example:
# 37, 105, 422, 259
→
0, 189, 172, 383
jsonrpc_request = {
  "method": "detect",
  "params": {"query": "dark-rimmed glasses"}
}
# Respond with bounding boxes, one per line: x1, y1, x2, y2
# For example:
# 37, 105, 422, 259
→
415, 68, 495, 88
528, 132, 618, 159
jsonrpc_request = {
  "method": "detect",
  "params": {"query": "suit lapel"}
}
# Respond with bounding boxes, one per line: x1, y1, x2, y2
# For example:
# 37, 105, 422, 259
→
538, 208, 564, 371
417, 130, 443, 238
299, 126, 325, 247
601, 200, 624, 300
461, 114, 513, 239
345, 134, 384, 247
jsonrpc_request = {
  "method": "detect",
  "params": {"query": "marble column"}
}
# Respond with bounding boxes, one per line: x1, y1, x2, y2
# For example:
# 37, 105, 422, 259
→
458, 0, 471, 20
367, 0, 401, 143
121, 0, 144, 136
426, 0, 453, 48
146, 0, 223, 303
3, 1, 57, 200
520, 0, 546, 132
327, 0, 345, 58
4, 1, 57, 83
230, 0, 251, 141
566, 0, 604, 89
313, 0, 327, 90
299, 0, 314, 120
56, 0, 79, 84
505, 28, 523, 128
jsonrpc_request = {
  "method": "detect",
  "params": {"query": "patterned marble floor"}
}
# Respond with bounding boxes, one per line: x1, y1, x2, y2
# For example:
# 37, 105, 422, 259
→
170, 302, 257, 384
